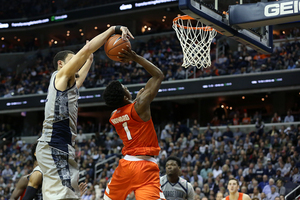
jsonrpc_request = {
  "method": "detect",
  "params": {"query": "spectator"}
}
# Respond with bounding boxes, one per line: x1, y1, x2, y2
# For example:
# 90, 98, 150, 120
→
194, 187, 205, 199
248, 179, 260, 194
255, 118, 265, 136
262, 178, 277, 195
261, 192, 267, 200
271, 113, 281, 123
284, 110, 294, 122
212, 164, 222, 179
76, 129, 87, 147
275, 179, 286, 196
252, 111, 262, 122
266, 186, 279, 200
216, 192, 223, 200
190, 170, 203, 188
220, 114, 229, 126
268, 126, 279, 137
210, 116, 220, 126
2, 165, 13, 183
232, 114, 240, 125
200, 162, 212, 181
242, 113, 251, 125
258, 175, 269, 191
264, 162, 276, 177
191, 119, 200, 138
290, 167, 300, 183
213, 127, 222, 140
255, 162, 265, 182
223, 126, 234, 142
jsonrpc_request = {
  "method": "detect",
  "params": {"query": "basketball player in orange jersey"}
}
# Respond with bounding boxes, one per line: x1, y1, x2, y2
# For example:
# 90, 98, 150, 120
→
102, 47, 165, 200
223, 178, 251, 200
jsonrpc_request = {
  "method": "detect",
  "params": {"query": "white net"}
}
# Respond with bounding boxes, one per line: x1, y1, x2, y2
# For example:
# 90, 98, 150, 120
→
173, 15, 218, 69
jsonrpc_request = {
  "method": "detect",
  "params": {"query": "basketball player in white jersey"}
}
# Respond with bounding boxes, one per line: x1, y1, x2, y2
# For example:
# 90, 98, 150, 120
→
160, 156, 195, 200
10, 143, 88, 200
36, 25, 133, 200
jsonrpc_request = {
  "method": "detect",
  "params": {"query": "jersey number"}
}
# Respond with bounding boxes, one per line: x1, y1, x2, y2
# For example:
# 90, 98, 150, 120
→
122, 122, 132, 140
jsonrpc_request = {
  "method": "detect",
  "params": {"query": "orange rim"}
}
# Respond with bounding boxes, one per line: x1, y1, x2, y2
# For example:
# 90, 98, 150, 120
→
173, 15, 222, 34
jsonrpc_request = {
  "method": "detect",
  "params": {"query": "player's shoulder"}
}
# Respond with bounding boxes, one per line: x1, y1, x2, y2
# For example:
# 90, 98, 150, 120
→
160, 174, 167, 182
32, 166, 43, 175
242, 193, 251, 200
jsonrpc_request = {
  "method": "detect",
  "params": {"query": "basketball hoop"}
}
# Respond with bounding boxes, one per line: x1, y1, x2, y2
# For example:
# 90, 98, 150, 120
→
173, 15, 219, 69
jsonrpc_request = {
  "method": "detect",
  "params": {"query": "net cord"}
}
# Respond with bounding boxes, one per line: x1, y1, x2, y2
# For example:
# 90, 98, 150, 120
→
173, 17, 217, 69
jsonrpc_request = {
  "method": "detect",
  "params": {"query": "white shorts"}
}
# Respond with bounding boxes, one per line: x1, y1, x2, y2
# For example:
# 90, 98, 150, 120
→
36, 142, 80, 200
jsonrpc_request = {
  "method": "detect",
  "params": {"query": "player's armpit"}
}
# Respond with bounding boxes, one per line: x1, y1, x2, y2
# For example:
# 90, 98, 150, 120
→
27, 171, 43, 189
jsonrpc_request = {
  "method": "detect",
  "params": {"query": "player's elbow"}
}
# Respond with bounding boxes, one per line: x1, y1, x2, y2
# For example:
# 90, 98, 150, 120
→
82, 43, 92, 55
157, 71, 164, 81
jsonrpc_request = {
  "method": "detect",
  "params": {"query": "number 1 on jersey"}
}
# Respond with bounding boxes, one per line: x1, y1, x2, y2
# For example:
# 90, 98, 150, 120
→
122, 122, 132, 140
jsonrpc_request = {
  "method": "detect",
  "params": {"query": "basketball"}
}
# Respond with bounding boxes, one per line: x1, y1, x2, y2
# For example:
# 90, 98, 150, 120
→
104, 34, 131, 61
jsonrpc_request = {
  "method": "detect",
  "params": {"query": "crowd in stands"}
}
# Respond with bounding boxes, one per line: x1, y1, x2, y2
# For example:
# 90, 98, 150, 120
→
1, 33, 300, 98
0, 107, 299, 199
0, 0, 120, 20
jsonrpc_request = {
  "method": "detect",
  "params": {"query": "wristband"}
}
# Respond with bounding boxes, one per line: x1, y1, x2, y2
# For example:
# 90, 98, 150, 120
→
115, 25, 122, 34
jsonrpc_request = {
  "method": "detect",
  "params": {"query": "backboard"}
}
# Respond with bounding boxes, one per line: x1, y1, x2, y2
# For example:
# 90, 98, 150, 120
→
178, 0, 274, 54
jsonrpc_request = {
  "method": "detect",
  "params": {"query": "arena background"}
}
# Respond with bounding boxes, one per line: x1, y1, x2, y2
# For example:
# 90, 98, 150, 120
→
0, 0, 299, 199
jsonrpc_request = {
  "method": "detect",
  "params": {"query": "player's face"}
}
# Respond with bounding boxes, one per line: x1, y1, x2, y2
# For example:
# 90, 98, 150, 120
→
63, 54, 74, 65
227, 180, 239, 193
122, 84, 132, 100
166, 160, 179, 176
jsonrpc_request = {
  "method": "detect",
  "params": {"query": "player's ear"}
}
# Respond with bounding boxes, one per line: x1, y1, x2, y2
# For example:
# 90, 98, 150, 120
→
57, 60, 63, 69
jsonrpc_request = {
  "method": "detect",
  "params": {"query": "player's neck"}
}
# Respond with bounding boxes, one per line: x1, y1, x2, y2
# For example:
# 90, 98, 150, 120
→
229, 191, 239, 199
167, 175, 179, 183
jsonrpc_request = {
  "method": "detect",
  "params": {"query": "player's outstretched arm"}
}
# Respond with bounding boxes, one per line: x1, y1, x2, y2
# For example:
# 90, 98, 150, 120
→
76, 41, 94, 88
22, 171, 43, 200
9, 176, 28, 200
119, 48, 164, 119
57, 26, 133, 79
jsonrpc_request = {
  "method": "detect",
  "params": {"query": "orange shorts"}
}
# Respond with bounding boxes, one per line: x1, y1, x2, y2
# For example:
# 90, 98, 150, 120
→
104, 155, 165, 200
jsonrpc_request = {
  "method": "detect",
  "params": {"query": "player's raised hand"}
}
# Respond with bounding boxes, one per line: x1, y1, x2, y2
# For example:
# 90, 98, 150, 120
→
120, 26, 134, 41
79, 182, 88, 196
118, 46, 137, 62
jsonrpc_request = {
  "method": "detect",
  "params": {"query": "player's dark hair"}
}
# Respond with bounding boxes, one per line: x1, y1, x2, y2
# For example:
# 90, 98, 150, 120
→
228, 177, 239, 185
53, 50, 75, 69
166, 156, 181, 168
31, 142, 38, 162
103, 80, 126, 109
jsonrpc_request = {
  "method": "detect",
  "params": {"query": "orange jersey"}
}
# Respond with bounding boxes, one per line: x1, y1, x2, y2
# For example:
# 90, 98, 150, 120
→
19, 189, 26, 200
225, 193, 243, 200
109, 102, 160, 156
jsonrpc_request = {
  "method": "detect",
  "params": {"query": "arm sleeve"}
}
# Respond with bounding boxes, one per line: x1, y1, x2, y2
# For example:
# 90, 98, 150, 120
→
187, 182, 195, 200
22, 186, 38, 200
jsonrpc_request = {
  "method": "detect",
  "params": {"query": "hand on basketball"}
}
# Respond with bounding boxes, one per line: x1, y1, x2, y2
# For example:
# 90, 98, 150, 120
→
120, 26, 134, 41
118, 46, 137, 62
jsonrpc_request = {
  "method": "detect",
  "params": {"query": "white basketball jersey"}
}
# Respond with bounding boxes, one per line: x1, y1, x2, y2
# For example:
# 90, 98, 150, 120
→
160, 175, 195, 200
39, 71, 79, 150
